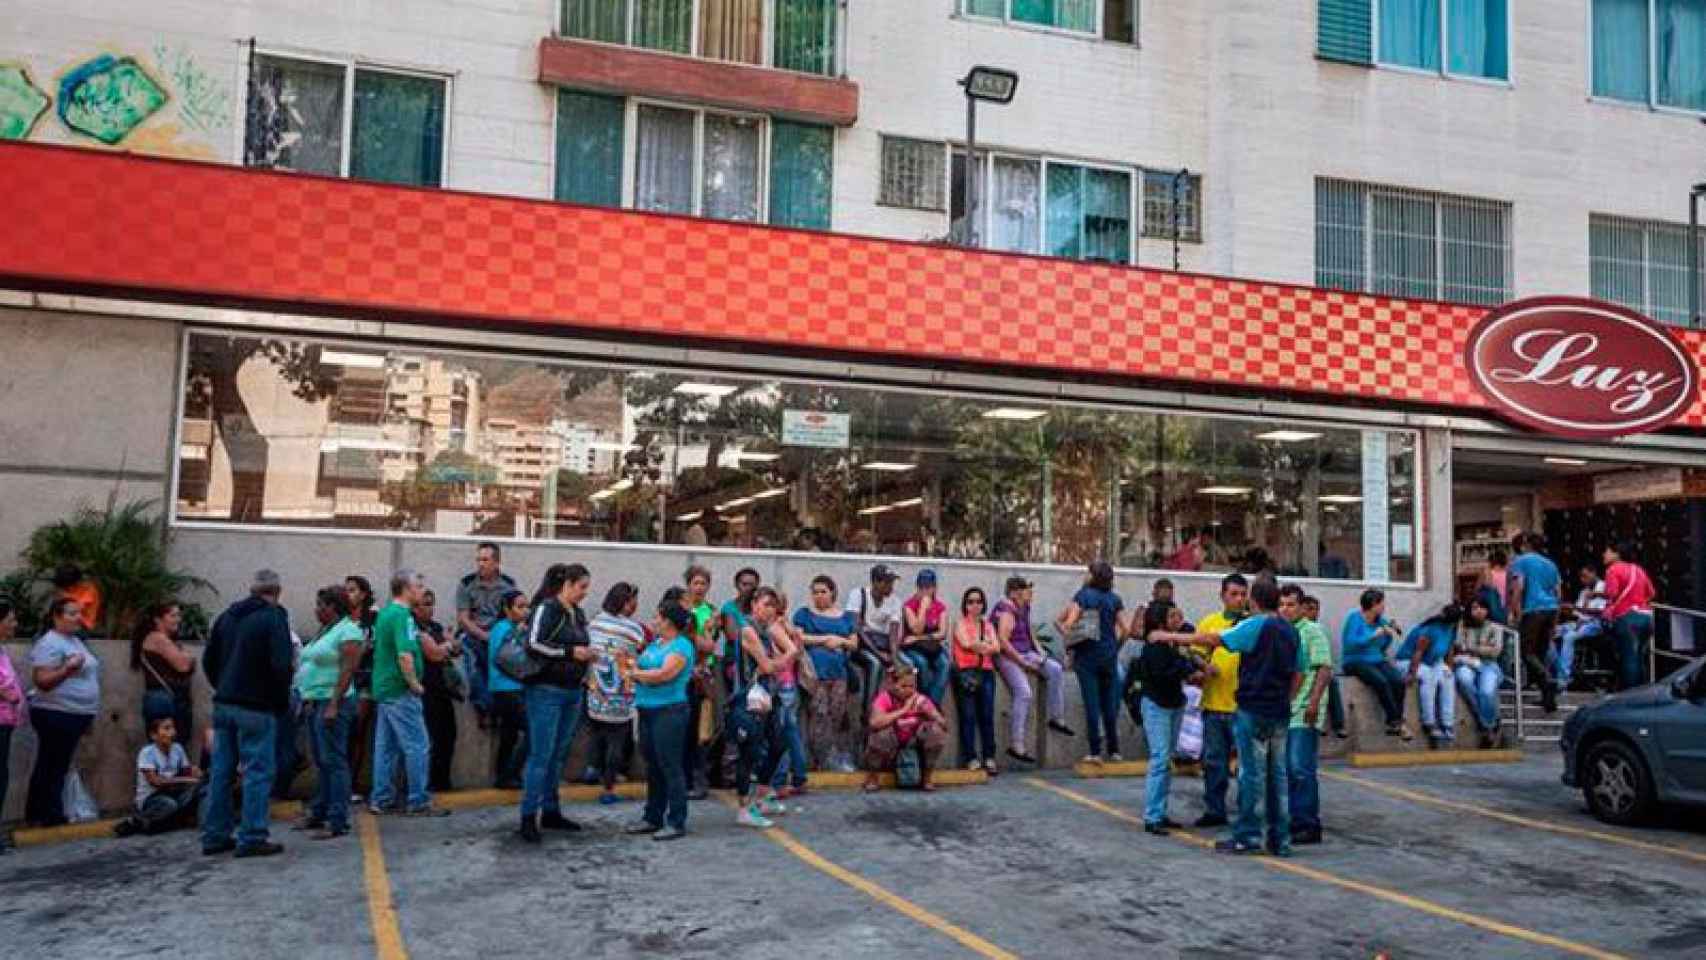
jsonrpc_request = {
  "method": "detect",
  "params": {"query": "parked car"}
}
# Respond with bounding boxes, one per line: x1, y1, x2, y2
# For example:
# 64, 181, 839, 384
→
1561, 655, 1706, 825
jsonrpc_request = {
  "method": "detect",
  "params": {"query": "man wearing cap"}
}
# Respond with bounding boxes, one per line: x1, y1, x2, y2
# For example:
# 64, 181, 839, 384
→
993, 576, 1073, 763
901, 570, 951, 706
201, 570, 295, 858
846, 565, 905, 715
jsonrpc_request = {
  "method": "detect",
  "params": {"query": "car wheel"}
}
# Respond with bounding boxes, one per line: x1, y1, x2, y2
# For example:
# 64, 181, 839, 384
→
1581, 740, 1654, 826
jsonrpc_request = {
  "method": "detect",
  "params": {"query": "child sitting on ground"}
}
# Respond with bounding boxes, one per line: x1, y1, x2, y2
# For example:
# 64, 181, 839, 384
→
116, 717, 205, 837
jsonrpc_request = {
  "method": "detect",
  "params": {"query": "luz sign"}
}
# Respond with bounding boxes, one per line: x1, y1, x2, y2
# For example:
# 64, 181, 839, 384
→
1465, 297, 1700, 439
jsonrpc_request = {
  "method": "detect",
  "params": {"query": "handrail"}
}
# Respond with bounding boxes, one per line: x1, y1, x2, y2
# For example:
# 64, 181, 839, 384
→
1651, 604, 1706, 683
1509, 625, 1524, 743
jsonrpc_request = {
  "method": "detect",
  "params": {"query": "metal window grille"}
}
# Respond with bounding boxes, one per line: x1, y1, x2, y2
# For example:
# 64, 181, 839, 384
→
1590, 214, 1706, 327
1315, 178, 1512, 306
879, 136, 947, 211
1139, 169, 1201, 241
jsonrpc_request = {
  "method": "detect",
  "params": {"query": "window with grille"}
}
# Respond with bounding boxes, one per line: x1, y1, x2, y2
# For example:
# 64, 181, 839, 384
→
962, 0, 1135, 42
879, 137, 947, 211
1590, 214, 1706, 327
1314, 178, 1512, 306
1140, 169, 1201, 242
561, 0, 838, 76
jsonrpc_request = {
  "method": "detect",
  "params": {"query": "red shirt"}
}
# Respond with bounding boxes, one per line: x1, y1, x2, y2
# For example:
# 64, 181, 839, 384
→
1602, 561, 1655, 619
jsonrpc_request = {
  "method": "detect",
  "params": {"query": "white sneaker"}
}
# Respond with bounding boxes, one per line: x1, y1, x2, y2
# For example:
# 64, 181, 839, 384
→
1082, 754, 1104, 765
1108, 753, 1124, 763
759, 795, 787, 817
738, 803, 775, 829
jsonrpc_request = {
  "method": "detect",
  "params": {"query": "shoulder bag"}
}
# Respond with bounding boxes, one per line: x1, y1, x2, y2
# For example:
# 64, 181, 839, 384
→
496, 607, 559, 682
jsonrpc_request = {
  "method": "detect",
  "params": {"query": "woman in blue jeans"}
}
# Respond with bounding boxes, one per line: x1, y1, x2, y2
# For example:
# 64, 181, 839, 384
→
1134, 601, 1200, 835
951, 588, 1001, 774
517, 563, 594, 844
1057, 561, 1128, 764
623, 604, 696, 841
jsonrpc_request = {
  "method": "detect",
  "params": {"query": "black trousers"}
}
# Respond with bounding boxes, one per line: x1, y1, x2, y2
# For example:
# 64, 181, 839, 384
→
587, 717, 633, 791
491, 691, 528, 786
424, 690, 458, 792
26, 707, 92, 826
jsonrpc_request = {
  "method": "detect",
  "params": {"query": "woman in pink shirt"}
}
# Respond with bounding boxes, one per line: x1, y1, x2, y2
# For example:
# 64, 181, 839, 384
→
1602, 541, 1657, 691
901, 570, 950, 706
0, 600, 23, 853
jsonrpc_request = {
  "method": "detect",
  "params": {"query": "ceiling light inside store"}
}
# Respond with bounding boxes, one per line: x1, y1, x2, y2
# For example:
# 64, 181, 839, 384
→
861, 462, 917, 472
752, 487, 789, 500
674, 511, 702, 522
1197, 486, 1253, 496
890, 497, 924, 508
718, 496, 755, 510
321, 350, 386, 368
738, 452, 781, 462
857, 504, 894, 516
674, 382, 739, 398
1543, 456, 1588, 466
1255, 430, 1323, 443
1318, 494, 1363, 504
982, 407, 1047, 421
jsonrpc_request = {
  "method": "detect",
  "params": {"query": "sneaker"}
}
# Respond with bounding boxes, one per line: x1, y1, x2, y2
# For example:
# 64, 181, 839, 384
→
624, 820, 662, 835
201, 839, 236, 856
539, 811, 581, 832
759, 795, 787, 817
1397, 724, 1415, 742
518, 814, 541, 844
1214, 839, 1262, 855
983, 759, 1000, 777
404, 806, 451, 818
1292, 830, 1324, 846
1332, 728, 1349, 740
1144, 822, 1170, 836
966, 760, 983, 772
737, 804, 775, 829
234, 841, 285, 858
1081, 754, 1104, 765
1048, 719, 1077, 737
598, 792, 622, 806
1193, 813, 1228, 828
1107, 753, 1123, 763
652, 826, 687, 842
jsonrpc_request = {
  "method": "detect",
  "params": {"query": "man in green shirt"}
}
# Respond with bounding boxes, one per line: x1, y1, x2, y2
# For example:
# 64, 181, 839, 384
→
1282, 586, 1332, 846
370, 569, 447, 817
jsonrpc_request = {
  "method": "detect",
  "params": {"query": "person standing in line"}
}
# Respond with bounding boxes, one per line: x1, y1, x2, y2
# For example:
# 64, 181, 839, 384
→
862, 662, 946, 794
517, 563, 594, 843
0, 600, 23, 853
1301, 596, 1349, 741
1452, 597, 1505, 749
486, 590, 530, 789
765, 592, 809, 800
951, 587, 1001, 775
1192, 574, 1248, 828
846, 565, 905, 715
25, 597, 102, 827
730, 587, 793, 829
586, 583, 644, 806
1339, 589, 1412, 740
369, 570, 448, 818
455, 542, 515, 728
201, 570, 293, 857
1134, 600, 1200, 836
682, 565, 720, 800
1056, 561, 1128, 765
132, 602, 195, 747
622, 603, 696, 841
413, 589, 462, 795
1602, 541, 1657, 692
1399, 605, 1461, 747
1507, 532, 1563, 714
1283, 586, 1332, 846
901, 570, 951, 706
793, 575, 861, 773
344, 575, 379, 803
993, 576, 1073, 765
295, 585, 363, 840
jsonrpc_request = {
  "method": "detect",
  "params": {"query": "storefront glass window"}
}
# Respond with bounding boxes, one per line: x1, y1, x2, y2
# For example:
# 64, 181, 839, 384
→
174, 332, 1421, 584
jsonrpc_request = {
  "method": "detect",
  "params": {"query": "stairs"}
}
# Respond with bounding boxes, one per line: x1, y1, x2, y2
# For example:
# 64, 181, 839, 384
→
1498, 688, 1603, 744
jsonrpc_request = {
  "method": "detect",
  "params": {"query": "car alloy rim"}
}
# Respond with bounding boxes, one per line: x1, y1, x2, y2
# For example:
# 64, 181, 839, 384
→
1591, 755, 1636, 814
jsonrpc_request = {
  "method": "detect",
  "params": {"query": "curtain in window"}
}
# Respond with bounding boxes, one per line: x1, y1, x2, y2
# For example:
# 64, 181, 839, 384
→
1379, 0, 1442, 70
1594, 0, 1652, 101
1447, 0, 1507, 78
966, 0, 1004, 17
987, 156, 1041, 254
1370, 192, 1437, 299
1589, 216, 1649, 317
700, 0, 763, 64
554, 90, 624, 207
350, 71, 445, 187
562, 0, 627, 42
635, 0, 693, 53
1657, 0, 1706, 110
247, 55, 344, 175
1081, 168, 1131, 264
1045, 164, 1083, 260
1315, 180, 1366, 293
774, 0, 838, 75
702, 113, 761, 222
1440, 199, 1508, 306
769, 121, 832, 229
1011, 0, 1095, 30
635, 104, 694, 214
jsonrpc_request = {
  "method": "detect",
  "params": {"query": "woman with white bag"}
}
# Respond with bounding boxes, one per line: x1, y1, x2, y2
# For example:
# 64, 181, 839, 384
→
27, 596, 101, 826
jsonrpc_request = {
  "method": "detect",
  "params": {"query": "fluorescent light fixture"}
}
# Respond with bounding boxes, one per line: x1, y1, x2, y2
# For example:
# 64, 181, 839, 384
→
609, 478, 634, 493
1318, 494, 1363, 504
752, 487, 789, 500
861, 462, 917, 473
321, 350, 386, 368
673, 382, 739, 398
981, 407, 1047, 421
738, 451, 781, 462
890, 497, 924, 508
1255, 430, 1323, 443
586, 441, 633, 452
1197, 486, 1253, 496
674, 511, 702, 522
857, 504, 893, 517
1323, 505, 1340, 514
718, 496, 755, 510
1543, 456, 1588, 466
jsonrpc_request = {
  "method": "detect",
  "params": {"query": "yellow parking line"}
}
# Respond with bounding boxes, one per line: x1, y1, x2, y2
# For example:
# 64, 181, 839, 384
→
1322, 769, 1706, 867
1026, 778, 1629, 960
357, 812, 410, 960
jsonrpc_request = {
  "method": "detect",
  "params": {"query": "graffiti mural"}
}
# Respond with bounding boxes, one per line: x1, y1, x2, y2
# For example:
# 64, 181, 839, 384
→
0, 64, 50, 139
57, 54, 168, 144
153, 43, 231, 137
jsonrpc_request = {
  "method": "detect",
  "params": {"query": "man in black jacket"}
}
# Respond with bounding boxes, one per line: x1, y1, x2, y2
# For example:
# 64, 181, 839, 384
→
200, 569, 295, 858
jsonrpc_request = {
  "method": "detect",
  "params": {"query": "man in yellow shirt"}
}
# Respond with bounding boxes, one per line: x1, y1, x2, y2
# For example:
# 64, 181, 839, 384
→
1192, 573, 1248, 828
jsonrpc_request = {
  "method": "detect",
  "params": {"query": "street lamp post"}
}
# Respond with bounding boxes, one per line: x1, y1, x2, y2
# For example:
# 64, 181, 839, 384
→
1691, 182, 1705, 328
957, 66, 1019, 249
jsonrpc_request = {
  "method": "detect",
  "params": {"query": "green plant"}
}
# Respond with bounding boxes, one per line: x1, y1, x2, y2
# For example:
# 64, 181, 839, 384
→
0, 569, 46, 638
21, 499, 213, 638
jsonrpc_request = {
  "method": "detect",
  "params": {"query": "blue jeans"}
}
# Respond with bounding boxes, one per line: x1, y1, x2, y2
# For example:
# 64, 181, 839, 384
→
1345, 661, 1407, 726
1287, 726, 1320, 835
640, 703, 690, 831
201, 704, 277, 850
372, 694, 432, 811
1140, 698, 1182, 825
306, 697, 356, 832
1074, 657, 1121, 756
1232, 710, 1290, 851
1612, 612, 1653, 690
902, 646, 951, 706
954, 668, 997, 765
522, 685, 584, 817
462, 635, 492, 715
1551, 619, 1602, 687
1454, 663, 1503, 732
1200, 710, 1236, 819
770, 687, 808, 790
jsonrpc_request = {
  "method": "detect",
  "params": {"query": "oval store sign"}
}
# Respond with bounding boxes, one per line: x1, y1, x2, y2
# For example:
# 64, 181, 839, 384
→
1465, 297, 1700, 439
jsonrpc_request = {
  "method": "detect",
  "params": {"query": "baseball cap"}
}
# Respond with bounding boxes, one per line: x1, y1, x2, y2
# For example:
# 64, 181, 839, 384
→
916, 569, 938, 586
870, 564, 898, 582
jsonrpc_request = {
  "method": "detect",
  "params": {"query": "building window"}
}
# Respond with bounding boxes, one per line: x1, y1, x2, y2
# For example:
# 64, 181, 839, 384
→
175, 330, 1421, 585
962, 0, 1136, 42
1315, 178, 1512, 306
1592, 0, 1706, 112
769, 120, 834, 229
561, 0, 838, 76
1377, 0, 1508, 80
1590, 214, 1706, 326
245, 54, 448, 187
878, 136, 947, 211
555, 90, 625, 207
1140, 168, 1202, 242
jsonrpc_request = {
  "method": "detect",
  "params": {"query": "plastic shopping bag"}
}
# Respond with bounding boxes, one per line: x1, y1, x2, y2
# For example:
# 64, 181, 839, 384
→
62, 770, 98, 823
1175, 685, 1205, 761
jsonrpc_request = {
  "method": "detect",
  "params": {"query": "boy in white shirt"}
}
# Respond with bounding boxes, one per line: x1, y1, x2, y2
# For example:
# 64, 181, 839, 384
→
117, 717, 204, 836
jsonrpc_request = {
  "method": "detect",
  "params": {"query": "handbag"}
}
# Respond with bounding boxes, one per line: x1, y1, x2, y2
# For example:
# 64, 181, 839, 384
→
1066, 611, 1102, 650
795, 639, 820, 697
496, 608, 559, 682
955, 666, 986, 699
441, 657, 469, 702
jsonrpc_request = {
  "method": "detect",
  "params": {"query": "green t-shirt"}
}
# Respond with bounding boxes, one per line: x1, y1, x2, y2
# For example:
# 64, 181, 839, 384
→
1289, 618, 1333, 731
371, 601, 422, 703
692, 601, 717, 662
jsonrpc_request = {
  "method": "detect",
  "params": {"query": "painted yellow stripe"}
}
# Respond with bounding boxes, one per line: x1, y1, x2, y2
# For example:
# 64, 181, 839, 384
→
1348, 749, 1523, 768
720, 796, 1018, 960
1026, 778, 1629, 960
357, 812, 410, 960
1323, 769, 1706, 867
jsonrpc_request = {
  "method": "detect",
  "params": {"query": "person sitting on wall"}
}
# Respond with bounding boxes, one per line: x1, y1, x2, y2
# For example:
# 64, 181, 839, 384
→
117, 716, 205, 837
1339, 589, 1413, 742
861, 662, 946, 794
1550, 564, 1607, 693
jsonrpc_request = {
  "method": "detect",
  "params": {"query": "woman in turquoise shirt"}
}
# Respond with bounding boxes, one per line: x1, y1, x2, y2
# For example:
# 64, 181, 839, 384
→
486, 590, 529, 789
1397, 605, 1461, 747
623, 604, 696, 841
